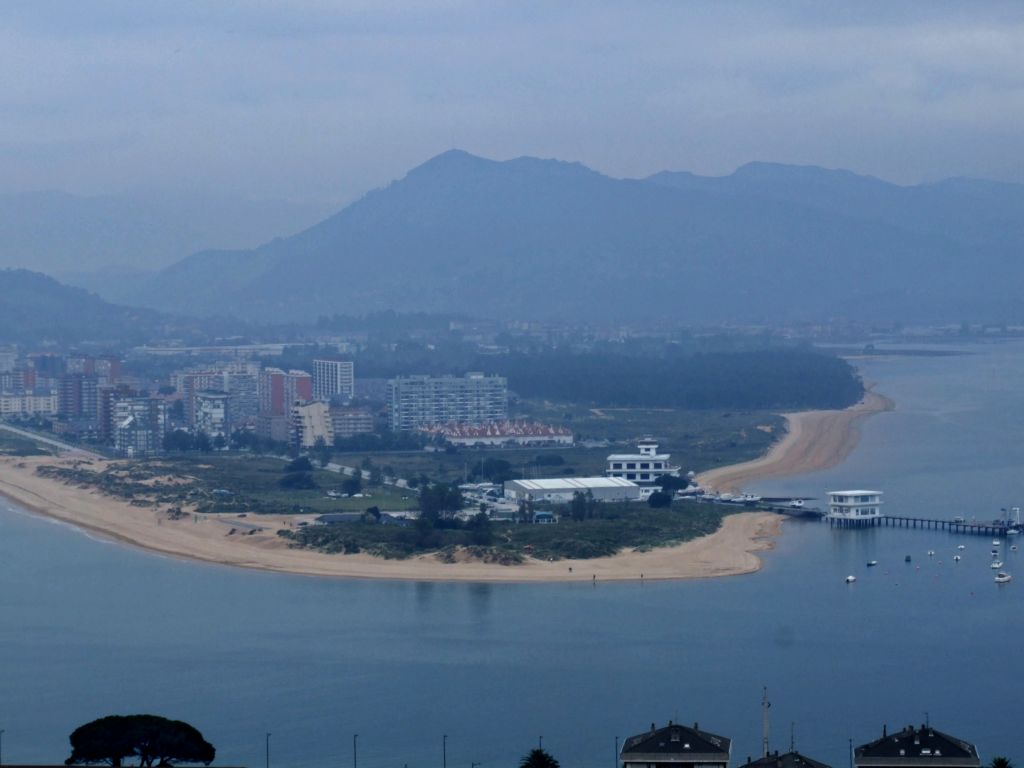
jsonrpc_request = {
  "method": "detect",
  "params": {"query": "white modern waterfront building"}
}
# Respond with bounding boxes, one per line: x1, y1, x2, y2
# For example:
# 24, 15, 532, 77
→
827, 489, 883, 527
606, 440, 680, 495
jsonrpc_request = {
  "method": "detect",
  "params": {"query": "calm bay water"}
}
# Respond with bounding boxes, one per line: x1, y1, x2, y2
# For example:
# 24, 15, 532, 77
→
2, 342, 1024, 768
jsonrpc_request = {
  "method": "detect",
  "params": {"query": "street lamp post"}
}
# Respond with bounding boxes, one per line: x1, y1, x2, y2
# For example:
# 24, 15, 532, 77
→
354, 734, 358, 768
614, 736, 619, 768
443, 734, 448, 768
1, 727, 5, 767
265, 732, 271, 768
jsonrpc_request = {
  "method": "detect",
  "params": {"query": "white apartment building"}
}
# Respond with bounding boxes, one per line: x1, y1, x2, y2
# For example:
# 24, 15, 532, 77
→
292, 400, 334, 449
194, 391, 230, 439
0, 394, 58, 417
313, 359, 355, 402
387, 373, 508, 431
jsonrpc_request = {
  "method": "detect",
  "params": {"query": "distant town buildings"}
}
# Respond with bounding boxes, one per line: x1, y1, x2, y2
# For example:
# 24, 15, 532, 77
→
259, 368, 313, 416
330, 406, 375, 439
0, 393, 57, 417
313, 358, 355, 402
419, 420, 573, 447
387, 373, 507, 431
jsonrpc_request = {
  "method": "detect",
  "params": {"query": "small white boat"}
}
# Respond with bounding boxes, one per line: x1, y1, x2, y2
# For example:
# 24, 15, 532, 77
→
927, 550, 936, 557
993, 540, 1001, 546
991, 561, 1004, 569
1012, 545, 1019, 552
788, 499, 805, 509
1008, 529, 1021, 536
737, 493, 762, 505
995, 572, 1012, 584
845, 575, 857, 583
867, 560, 878, 567
953, 555, 962, 562
957, 545, 966, 550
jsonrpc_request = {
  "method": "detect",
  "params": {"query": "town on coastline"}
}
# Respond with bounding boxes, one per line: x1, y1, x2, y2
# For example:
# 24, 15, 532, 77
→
0, 329, 886, 571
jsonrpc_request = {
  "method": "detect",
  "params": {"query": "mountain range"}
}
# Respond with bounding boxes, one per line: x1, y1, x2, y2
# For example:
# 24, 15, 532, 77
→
69, 151, 1024, 324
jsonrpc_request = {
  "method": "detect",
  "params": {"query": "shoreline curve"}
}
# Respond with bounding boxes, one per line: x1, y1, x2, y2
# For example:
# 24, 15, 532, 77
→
0, 389, 891, 582
696, 389, 894, 495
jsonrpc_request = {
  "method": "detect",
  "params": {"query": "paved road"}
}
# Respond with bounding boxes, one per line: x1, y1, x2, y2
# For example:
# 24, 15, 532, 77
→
0, 422, 103, 459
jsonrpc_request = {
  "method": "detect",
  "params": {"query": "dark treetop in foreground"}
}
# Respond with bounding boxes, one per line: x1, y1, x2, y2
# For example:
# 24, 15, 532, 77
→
65, 714, 215, 767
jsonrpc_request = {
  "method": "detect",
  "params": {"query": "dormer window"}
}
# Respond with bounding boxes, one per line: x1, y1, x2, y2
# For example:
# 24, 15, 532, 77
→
671, 733, 680, 743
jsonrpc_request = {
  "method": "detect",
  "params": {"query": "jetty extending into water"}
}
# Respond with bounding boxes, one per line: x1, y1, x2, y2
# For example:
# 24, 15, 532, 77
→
829, 514, 1017, 537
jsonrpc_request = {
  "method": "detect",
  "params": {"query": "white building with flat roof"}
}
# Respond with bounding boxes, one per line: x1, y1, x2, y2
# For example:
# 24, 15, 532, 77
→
606, 440, 679, 489
827, 489, 883, 527
503, 476, 641, 503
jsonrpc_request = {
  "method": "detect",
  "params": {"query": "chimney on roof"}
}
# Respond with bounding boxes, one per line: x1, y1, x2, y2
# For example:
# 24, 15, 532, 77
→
669, 720, 673, 727
883, 725, 887, 737
694, 722, 699, 731
651, 723, 657, 733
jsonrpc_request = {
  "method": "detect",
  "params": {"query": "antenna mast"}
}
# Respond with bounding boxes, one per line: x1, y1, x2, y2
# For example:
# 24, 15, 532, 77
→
762, 687, 771, 757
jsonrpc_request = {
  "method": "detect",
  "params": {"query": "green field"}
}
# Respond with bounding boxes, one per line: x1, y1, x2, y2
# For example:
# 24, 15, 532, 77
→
38, 454, 418, 516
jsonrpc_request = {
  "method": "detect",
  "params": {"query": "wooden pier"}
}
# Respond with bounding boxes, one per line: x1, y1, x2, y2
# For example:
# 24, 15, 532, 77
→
826, 514, 1015, 536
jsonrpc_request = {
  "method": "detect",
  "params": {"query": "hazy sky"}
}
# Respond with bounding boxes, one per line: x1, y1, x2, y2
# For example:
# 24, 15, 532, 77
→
5, 1, 1024, 206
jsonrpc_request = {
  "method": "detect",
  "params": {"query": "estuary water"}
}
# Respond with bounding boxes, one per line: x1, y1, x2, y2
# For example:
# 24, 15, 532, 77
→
2, 341, 1023, 768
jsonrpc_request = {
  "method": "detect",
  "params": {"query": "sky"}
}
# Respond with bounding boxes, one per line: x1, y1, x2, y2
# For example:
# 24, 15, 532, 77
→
4, 1, 1024, 207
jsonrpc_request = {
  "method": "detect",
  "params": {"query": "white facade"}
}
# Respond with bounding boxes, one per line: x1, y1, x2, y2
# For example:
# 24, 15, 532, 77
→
503, 476, 641, 503
387, 373, 508, 431
827, 490, 883, 521
313, 359, 355, 402
0, 394, 58, 417
606, 440, 679, 486
292, 400, 334, 449
194, 391, 230, 438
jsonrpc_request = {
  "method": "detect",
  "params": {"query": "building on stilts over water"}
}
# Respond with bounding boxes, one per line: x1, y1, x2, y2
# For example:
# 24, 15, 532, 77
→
827, 490, 883, 528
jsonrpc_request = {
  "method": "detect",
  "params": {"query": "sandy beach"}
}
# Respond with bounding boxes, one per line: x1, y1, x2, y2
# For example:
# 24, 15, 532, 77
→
0, 455, 780, 582
696, 389, 894, 494
0, 389, 889, 581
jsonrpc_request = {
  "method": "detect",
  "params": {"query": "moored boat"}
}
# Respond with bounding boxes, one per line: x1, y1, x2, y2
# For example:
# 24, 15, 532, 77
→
991, 560, 1004, 569
995, 571, 1012, 584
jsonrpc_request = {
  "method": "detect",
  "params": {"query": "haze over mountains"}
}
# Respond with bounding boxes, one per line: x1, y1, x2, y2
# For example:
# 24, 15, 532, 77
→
0, 190, 331, 278
36, 151, 1024, 325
